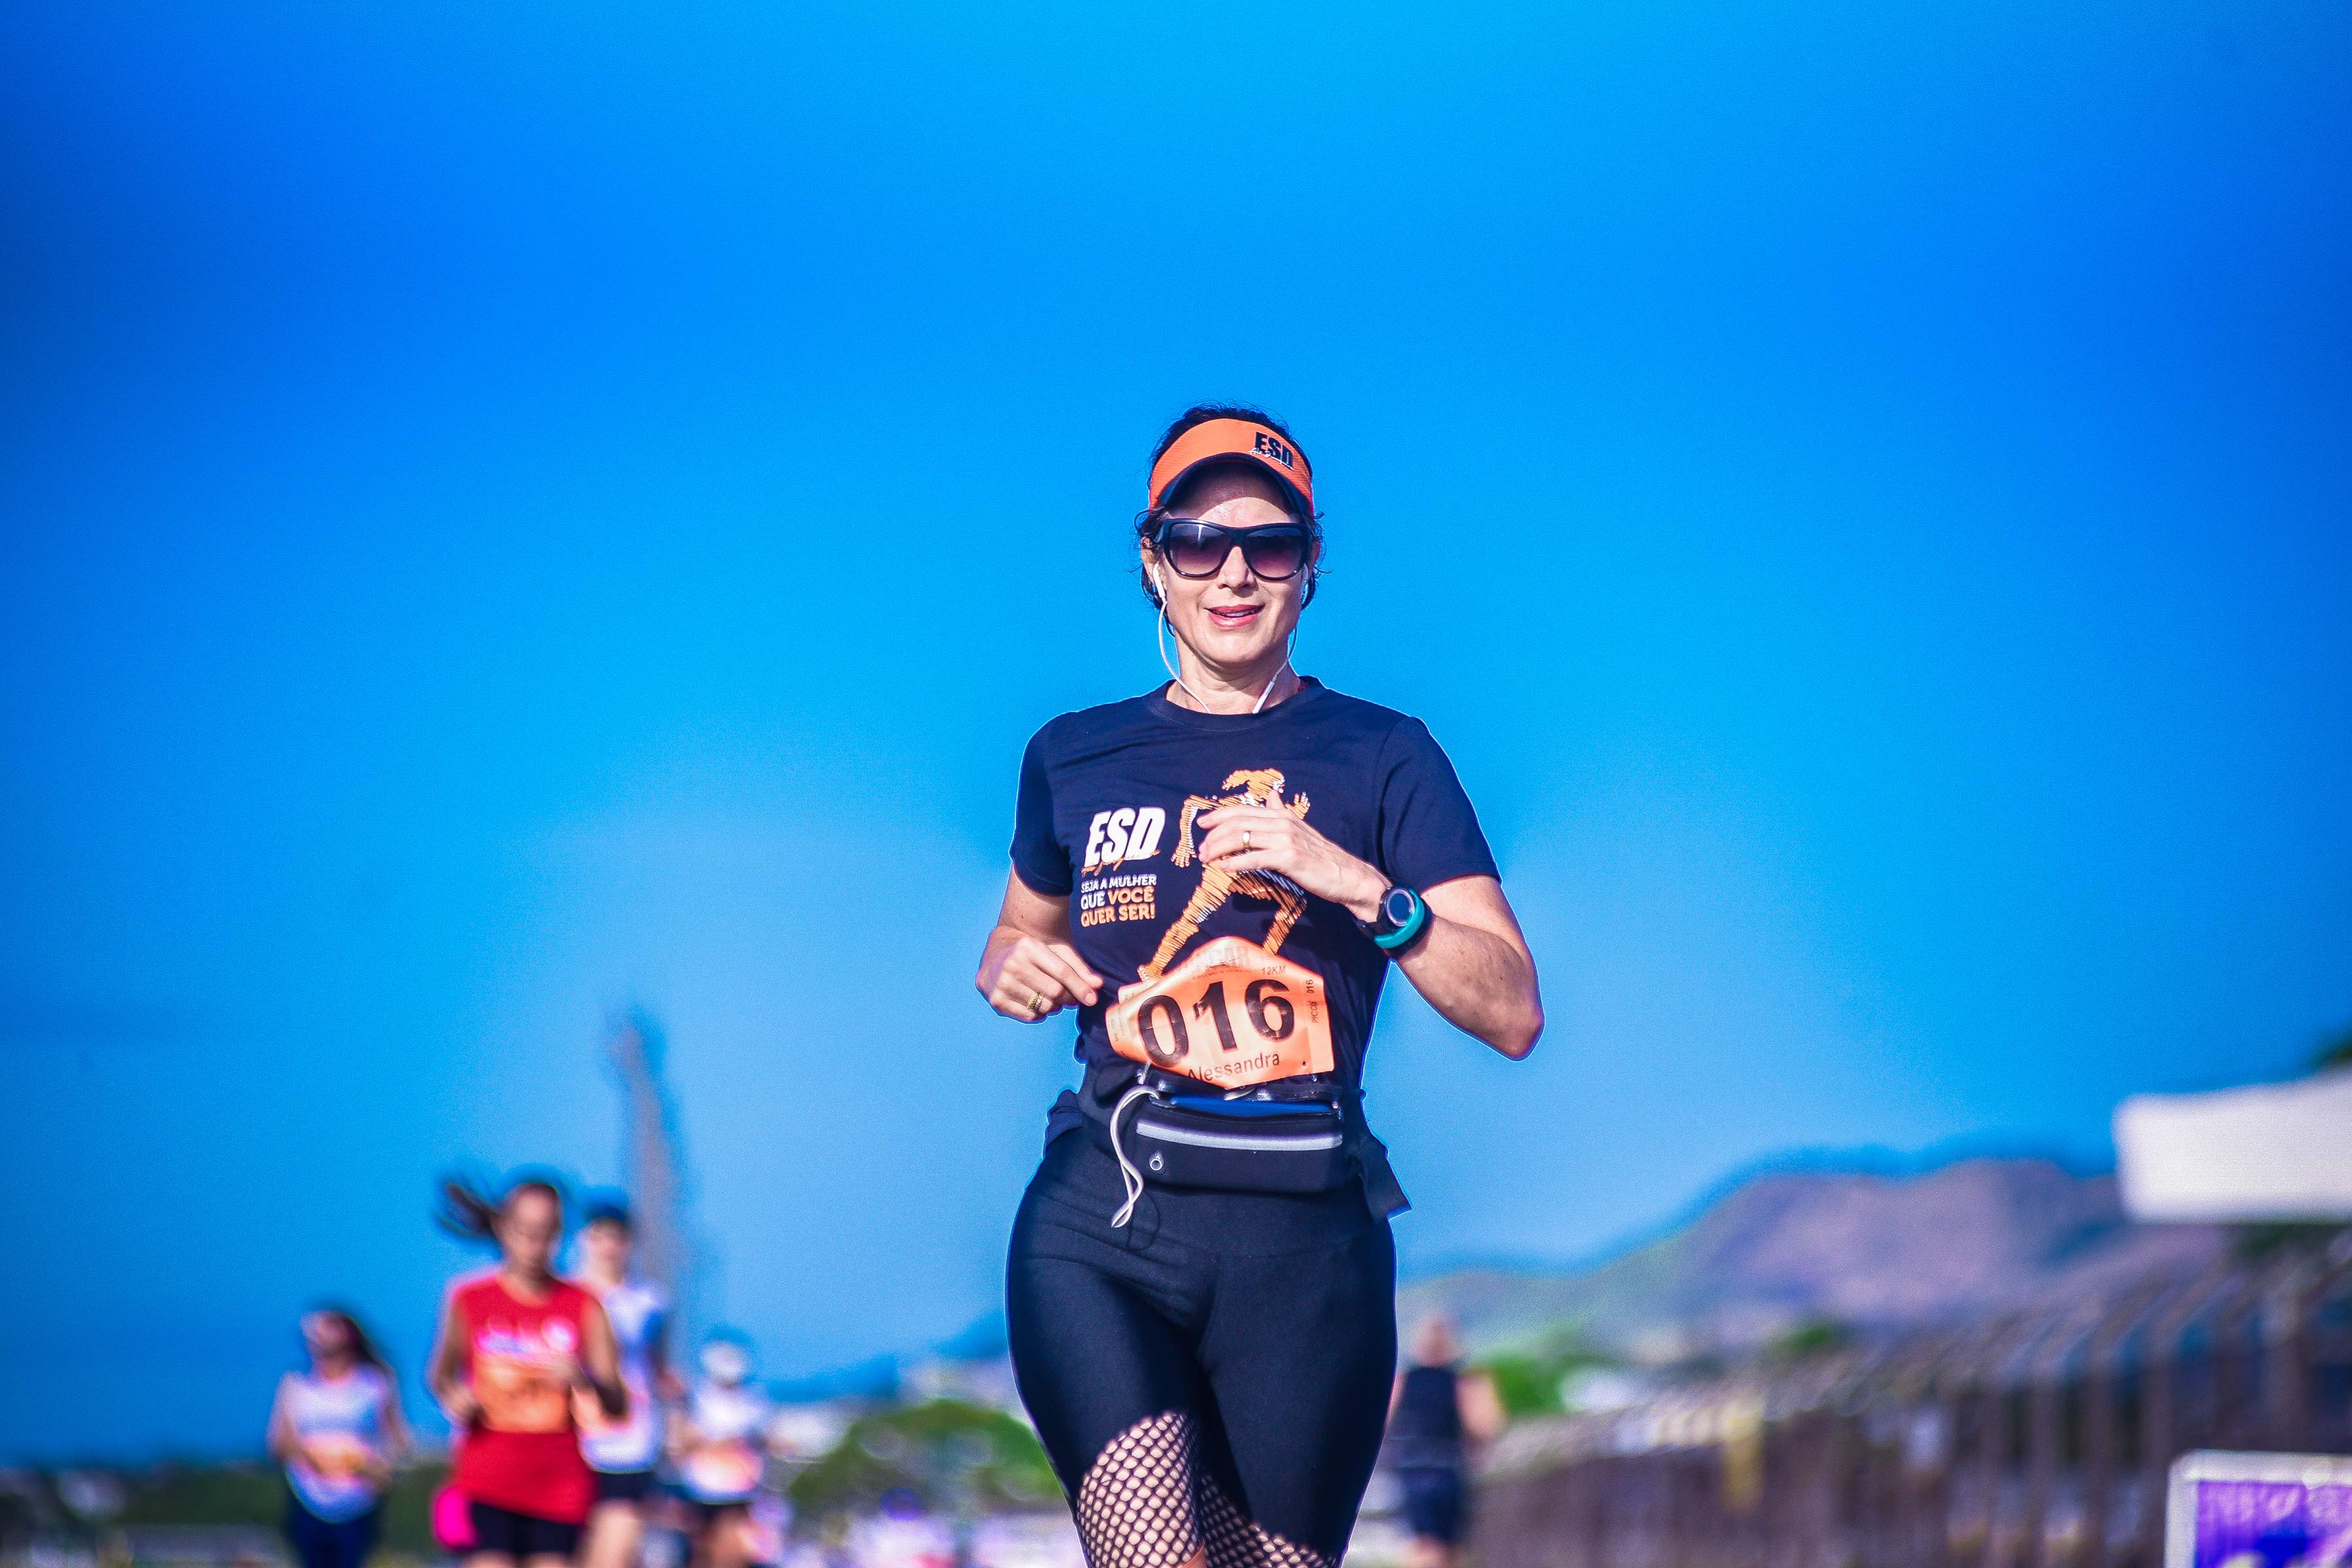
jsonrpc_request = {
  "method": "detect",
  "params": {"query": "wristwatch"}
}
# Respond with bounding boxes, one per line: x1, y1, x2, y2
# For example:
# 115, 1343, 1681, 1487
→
1360, 885, 1431, 956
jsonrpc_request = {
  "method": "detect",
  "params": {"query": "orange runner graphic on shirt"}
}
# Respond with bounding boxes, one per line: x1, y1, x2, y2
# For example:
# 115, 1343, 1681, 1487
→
1106, 936, 1335, 1089
475, 1350, 570, 1433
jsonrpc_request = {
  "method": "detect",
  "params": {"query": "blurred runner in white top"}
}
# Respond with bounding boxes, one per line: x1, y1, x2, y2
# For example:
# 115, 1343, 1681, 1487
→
671, 1337, 776, 1568
575, 1198, 677, 1568
269, 1309, 412, 1568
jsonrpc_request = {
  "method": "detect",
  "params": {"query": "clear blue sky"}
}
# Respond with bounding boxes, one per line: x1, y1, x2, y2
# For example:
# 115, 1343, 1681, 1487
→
3, 0, 2347, 1462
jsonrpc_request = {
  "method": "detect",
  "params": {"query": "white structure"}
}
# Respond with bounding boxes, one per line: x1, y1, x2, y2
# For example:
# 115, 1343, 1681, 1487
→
2115, 1069, 2352, 1222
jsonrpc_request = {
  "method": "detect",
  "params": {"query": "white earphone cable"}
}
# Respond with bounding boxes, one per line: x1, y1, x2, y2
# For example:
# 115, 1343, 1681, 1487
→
1107, 1085, 1155, 1228
1154, 564, 1293, 715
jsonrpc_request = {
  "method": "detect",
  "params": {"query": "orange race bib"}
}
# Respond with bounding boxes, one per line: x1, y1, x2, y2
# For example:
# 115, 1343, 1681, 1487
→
1106, 937, 1335, 1089
301, 1433, 380, 1478
683, 1439, 764, 1499
476, 1351, 570, 1433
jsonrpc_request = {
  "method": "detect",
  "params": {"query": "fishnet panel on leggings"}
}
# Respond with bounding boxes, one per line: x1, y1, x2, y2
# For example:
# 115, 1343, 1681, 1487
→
1196, 1469, 1331, 1568
1075, 1412, 1202, 1568
1072, 1411, 1333, 1568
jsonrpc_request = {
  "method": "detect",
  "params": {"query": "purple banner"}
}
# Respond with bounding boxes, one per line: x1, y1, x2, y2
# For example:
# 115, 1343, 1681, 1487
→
2191, 1477, 2352, 1568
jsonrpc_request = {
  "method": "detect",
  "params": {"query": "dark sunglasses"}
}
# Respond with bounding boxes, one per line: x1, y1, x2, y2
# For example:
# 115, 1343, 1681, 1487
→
1152, 520, 1313, 581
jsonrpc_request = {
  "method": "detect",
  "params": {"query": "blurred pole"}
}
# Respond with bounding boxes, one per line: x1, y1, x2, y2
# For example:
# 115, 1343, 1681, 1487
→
606, 1009, 705, 1346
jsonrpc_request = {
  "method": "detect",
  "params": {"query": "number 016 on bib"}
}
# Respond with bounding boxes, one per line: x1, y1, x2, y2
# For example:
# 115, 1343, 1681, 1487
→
1105, 937, 1336, 1089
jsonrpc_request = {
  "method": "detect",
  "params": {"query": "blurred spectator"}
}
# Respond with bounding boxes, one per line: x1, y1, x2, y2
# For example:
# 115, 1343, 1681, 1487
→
1385, 1316, 1504, 1568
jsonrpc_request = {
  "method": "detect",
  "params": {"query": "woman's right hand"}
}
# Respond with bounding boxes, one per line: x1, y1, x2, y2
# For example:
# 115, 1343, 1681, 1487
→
977, 928, 1103, 1022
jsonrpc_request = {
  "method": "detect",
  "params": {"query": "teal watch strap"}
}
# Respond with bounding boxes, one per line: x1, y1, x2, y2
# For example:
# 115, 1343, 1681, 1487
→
1370, 888, 1429, 954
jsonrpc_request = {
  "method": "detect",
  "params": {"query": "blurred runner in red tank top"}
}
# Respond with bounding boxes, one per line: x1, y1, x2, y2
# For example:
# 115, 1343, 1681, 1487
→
429, 1174, 627, 1568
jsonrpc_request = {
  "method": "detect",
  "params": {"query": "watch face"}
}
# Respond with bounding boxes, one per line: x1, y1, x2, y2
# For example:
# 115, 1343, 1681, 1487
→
1380, 887, 1417, 928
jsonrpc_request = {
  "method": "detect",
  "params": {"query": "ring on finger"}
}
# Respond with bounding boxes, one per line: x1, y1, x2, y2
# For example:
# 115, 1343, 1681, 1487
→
1028, 990, 1047, 1014
1243, 829, 1252, 853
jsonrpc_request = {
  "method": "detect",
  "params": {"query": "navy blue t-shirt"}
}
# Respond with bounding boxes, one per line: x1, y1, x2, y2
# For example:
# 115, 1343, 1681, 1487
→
1010, 679, 1498, 1115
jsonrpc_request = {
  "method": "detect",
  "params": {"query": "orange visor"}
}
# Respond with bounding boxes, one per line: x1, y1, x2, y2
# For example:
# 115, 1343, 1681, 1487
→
1147, 418, 1314, 515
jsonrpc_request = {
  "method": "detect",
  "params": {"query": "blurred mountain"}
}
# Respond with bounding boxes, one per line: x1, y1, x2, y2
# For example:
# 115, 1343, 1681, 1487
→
1401, 1154, 2228, 1361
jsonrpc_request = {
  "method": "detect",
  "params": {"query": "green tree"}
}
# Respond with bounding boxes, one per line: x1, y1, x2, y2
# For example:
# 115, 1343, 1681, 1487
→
2313, 1026, 2352, 1074
1473, 1326, 1614, 1420
787, 1400, 1060, 1524
1763, 1316, 1854, 1364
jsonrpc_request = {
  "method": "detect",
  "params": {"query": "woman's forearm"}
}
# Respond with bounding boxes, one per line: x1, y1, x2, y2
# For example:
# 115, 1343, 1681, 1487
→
1395, 915, 1543, 1058
266, 1396, 295, 1463
427, 1347, 475, 1417
583, 1309, 629, 1418
583, 1350, 627, 1419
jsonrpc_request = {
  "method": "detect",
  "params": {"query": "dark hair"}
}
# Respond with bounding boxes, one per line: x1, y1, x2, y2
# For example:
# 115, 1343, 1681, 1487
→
1135, 402, 1322, 608
436, 1169, 568, 1245
306, 1305, 391, 1375
581, 1194, 633, 1232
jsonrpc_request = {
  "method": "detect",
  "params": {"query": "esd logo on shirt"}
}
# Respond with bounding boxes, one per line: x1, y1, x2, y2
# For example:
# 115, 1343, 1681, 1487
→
1082, 806, 1167, 874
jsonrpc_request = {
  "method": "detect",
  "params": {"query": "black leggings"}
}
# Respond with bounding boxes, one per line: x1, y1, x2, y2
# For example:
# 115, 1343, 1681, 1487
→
284, 1499, 380, 1568
1006, 1131, 1396, 1567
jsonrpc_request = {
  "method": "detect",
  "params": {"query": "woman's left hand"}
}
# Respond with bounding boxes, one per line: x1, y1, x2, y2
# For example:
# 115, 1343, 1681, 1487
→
1194, 805, 1388, 920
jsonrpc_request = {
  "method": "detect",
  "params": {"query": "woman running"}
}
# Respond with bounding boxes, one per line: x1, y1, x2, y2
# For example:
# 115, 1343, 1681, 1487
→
575, 1198, 676, 1568
1384, 1316, 1505, 1568
269, 1307, 412, 1568
431, 1175, 629, 1568
669, 1335, 776, 1568
979, 405, 1544, 1568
